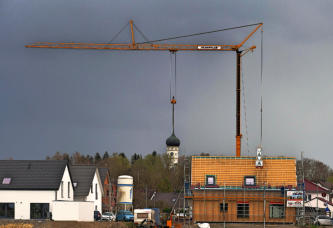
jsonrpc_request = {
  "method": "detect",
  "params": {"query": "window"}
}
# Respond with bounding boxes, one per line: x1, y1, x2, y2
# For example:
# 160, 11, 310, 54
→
61, 181, 63, 198
206, 175, 216, 185
308, 194, 311, 201
30, 203, 49, 219
220, 203, 228, 212
91, 184, 93, 193
68, 181, 70, 198
137, 213, 149, 219
0, 203, 14, 219
95, 183, 98, 200
269, 204, 284, 218
237, 203, 249, 218
2, 178, 11, 184
244, 176, 256, 186
55, 191, 57, 200
107, 190, 110, 196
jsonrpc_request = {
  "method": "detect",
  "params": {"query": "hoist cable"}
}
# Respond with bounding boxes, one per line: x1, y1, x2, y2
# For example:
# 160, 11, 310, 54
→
260, 27, 264, 147
169, 52, 173, 101
174, 52, 177, 98
107, 22, 129, 44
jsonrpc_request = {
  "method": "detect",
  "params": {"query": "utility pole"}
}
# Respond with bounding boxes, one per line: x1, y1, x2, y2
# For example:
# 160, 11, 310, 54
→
263, 183, 266, 228
145, 185, 148, 208
183, 159, 186, 226
301, 151, 305, 226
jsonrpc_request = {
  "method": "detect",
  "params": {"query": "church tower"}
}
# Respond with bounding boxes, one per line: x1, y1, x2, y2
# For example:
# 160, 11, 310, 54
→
166, 96, 180, 165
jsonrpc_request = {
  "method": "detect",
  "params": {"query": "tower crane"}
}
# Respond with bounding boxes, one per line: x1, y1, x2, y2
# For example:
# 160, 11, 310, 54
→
25, 20, 263, 157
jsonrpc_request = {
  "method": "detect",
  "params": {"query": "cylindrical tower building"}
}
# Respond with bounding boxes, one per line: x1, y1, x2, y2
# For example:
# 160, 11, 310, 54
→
117, 175, 133, 211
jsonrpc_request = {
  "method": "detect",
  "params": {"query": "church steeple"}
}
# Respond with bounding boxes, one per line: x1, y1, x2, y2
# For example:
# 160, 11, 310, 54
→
166, 96, 180, 165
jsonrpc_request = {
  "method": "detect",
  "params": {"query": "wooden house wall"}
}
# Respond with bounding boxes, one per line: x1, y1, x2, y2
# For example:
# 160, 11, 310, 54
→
192, 190, 296, 223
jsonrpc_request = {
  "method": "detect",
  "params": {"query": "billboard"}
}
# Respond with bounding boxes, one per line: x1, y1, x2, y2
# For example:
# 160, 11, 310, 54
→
287, 191, 303, 207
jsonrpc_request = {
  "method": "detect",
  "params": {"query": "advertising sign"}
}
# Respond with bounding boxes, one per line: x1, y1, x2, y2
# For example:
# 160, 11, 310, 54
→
197, 46, 222, 50
287, 191, 303, 207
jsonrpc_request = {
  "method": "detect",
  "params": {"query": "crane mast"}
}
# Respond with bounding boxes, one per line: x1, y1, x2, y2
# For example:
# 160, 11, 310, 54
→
25, 20, 263, 157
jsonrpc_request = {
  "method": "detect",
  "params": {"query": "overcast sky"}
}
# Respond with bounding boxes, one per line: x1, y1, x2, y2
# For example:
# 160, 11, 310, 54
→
1, 0, 333, 165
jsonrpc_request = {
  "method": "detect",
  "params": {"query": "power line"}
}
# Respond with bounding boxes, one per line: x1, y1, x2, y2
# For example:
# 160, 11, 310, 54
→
260, 27, 264, 146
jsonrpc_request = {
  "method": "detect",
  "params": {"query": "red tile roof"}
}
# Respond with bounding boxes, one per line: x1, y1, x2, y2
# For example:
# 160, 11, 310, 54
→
304, 179, 328, 193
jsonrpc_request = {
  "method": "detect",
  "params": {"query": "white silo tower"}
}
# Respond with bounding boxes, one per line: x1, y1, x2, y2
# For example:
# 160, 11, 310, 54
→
117, 175, 133, 211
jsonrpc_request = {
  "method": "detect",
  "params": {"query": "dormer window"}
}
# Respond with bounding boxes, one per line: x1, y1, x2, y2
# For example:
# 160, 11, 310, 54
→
244, 176, 256, 186
206, 175, 216, 185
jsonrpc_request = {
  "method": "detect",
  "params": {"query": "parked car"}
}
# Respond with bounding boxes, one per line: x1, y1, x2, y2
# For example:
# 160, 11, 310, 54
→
101, 211, 116, 221
314, 215, 332, 226
94, 210, 101, 221
116, 210, 134, 222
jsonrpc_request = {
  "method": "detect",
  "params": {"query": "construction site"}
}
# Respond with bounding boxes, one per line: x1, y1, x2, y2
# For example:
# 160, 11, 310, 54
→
189, 156, 297, 223
18, 18, 308, 227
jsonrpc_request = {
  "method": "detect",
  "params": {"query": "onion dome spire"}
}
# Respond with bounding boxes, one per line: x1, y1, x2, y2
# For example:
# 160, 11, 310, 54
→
166, 96, 180, 147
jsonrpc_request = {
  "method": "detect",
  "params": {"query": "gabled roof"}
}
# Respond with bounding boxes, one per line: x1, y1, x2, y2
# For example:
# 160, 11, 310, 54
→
306, 197, 333, 207
191, 156, 297, 188
318, 181, 333, 191
316, 197, 333, 207
0, 160, 67, 190
304, 179, 328, 193
69, 165, 96, 197
154, 192, 188, 208
98, 167, 109, 184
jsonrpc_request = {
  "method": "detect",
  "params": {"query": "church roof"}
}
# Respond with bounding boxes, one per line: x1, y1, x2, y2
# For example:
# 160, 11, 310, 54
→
166, 132, 180, 147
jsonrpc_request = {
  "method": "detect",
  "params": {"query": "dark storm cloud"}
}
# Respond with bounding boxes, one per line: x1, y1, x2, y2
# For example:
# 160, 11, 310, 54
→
1, 0, 333, 167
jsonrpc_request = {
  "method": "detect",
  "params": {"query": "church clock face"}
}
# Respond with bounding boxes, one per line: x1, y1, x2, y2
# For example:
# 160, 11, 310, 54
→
170, 152, 174, 156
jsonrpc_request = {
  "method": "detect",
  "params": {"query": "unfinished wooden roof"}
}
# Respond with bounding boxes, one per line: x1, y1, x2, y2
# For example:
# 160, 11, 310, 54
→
191, 156, 297, 188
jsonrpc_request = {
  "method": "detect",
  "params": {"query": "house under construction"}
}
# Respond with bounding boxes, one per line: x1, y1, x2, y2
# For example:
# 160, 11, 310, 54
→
189, 155, 298, 223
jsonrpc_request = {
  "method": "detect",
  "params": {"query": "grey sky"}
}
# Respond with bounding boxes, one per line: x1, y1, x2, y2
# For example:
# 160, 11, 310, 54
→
1, 0, 333, 165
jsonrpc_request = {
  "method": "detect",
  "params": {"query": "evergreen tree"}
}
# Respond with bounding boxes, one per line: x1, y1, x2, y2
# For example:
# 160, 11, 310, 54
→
131, 153, 142, 164
119, 152, 126, 159
94, 152, 102, 163
103, 151, 110, 160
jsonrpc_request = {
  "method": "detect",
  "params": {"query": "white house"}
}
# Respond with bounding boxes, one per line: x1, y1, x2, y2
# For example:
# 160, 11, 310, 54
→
304, 179, 330, 202
303, 179, 333, 217
69, 165, 103, 212
0, 160, 103, 221
0, 160, 73, 220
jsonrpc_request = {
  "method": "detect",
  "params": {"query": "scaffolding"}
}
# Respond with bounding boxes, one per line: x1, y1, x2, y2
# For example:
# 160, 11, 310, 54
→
183, 157, 191, 226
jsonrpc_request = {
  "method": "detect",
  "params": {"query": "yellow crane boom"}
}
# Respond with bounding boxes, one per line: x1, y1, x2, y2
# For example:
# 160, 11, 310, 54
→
25, 20, 263, 157
25, 20, 262, 52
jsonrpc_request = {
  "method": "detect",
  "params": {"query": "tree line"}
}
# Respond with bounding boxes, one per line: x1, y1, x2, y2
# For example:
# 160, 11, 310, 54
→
46, 151, 333, 208
47, 151, 333, 185
46, 151, 185, 208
